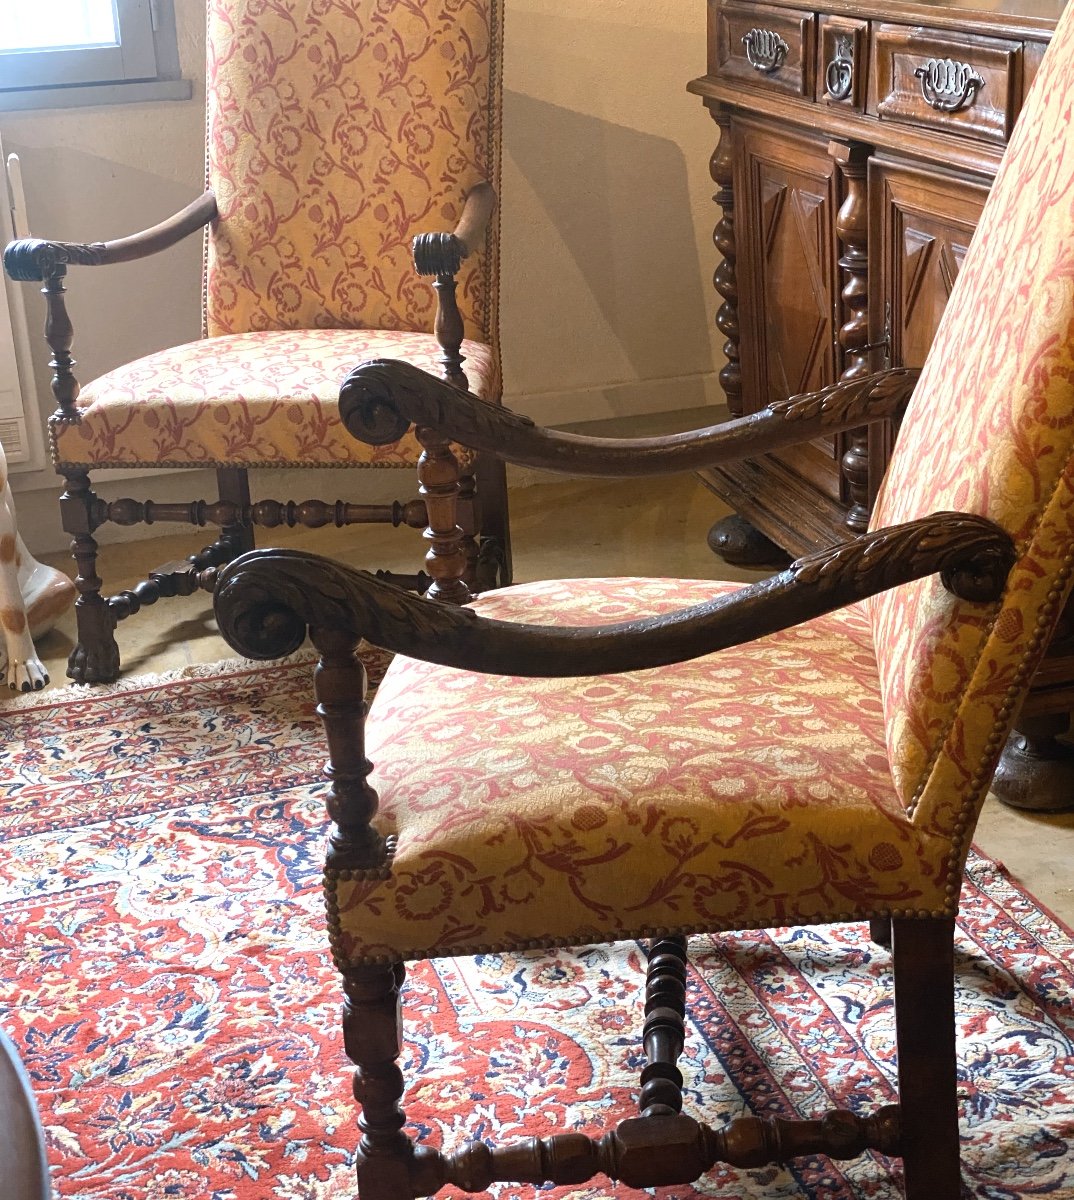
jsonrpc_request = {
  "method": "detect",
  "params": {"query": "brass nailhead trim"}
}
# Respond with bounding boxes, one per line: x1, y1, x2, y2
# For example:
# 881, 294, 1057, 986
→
323, 903, 955, 971
53, 454, 420, 472
905, 589, 1009, 819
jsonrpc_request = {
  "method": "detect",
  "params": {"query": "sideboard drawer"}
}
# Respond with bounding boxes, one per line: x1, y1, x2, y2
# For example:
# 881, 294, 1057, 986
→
711, 2, 816, 98
870, 24, 1023, 146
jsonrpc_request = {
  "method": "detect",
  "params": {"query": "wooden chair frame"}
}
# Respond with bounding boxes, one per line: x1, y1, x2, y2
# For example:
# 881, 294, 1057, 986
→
3, 183, 508, 686
212, 359, 1021, 1200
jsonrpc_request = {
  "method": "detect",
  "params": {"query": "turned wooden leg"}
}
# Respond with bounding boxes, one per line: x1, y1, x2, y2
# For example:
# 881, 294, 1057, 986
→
892, 918, 960, 1200
708, 107, 742, 419
416, 425, 469, 606
456, 469, 481, 590
869, 917, 892, 948
990, 712, 1074, 812
60, 468, 119, 684
473, 452, 512, 592
344, 961, 415, 1200
831, 141, 872, 535
640, 935, 689, 1116
192, 467, 255, 568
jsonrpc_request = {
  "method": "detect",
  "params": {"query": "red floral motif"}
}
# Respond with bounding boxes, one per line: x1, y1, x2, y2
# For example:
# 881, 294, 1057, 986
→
867, 8, 1074, 816
52, 0, 504, 472
204, 0, 502, 341
51, 330, 494, 468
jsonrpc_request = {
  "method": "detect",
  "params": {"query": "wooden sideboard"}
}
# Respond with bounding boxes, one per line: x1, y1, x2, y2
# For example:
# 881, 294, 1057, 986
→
689, 0, 1074, 809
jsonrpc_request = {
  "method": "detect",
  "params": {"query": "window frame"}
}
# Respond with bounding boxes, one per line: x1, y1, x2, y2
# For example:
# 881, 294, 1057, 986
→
0, 0, 187, 106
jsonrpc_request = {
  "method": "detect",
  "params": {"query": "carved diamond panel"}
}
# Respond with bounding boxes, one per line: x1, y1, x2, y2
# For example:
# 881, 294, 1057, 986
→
750, 155, 838, 404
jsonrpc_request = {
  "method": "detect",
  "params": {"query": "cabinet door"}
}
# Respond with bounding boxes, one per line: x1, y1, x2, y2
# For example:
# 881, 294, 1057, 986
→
868, 156, 989, 491
734, 116, 842, 500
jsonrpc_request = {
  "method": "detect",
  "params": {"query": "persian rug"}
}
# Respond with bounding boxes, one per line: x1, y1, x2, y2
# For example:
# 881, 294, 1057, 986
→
1, 655, 1072, 1199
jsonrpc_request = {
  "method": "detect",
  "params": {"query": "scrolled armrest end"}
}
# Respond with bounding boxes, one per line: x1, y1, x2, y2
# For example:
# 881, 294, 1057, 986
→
412, 231, 466, 277
339, 360, 414, 447
5, 239, 50, 282
4, 236, 106, 282
940, 534, 1017, 603
214, 555, 312, 660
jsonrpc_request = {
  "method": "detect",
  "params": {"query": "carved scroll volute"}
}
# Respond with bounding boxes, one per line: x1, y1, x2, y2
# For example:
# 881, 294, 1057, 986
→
708, 108, 742, 418
914, 57, 985, 113
830, 141, 872, 534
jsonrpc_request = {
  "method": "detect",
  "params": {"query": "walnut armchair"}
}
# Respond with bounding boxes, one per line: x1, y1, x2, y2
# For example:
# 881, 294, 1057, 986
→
212, 8, 1074, 1197
2, 0, 510, 685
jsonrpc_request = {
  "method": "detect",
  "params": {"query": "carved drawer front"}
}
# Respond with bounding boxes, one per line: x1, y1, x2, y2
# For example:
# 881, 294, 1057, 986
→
711, 2, 815, 98
870, 24, 1022, 146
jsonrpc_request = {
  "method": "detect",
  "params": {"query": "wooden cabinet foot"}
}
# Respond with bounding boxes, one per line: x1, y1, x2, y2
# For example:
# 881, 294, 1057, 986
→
707, 515, 791, 568
991, 714, 1074, 813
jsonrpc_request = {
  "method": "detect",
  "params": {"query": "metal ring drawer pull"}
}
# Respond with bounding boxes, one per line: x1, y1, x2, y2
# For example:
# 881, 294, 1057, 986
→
914, 57, 985, 112
825, 35, 855, 101
742, 28, 789, 74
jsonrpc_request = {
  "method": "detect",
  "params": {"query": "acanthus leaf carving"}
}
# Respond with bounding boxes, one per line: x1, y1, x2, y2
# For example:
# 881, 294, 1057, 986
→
339, 358, 535, 449
214, 512, 1014, 682
767, 367, 920, 427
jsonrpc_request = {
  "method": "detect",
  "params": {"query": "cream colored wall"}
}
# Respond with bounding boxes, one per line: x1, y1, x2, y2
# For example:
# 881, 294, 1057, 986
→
3, 0, 724, 549
499, 0, 723, 423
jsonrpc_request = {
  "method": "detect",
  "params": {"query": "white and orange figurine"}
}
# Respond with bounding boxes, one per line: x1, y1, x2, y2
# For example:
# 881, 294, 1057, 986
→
0, 442, 75, 691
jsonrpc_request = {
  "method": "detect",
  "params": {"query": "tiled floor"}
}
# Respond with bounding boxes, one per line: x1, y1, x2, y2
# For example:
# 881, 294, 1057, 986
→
22, 472, 1074, 928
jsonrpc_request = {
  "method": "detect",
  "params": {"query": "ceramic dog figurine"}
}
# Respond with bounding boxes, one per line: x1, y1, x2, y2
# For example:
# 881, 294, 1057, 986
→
0, 442, 75, 691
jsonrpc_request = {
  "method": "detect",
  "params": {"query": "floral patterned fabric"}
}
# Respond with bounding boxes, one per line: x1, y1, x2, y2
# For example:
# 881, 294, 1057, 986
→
204, 0, 502, 342
2, 657, 1072, 1196
867, 3, 1074, 826
52, 0, 504, 472
329, 578, 956, 965
51, 330, 492, 469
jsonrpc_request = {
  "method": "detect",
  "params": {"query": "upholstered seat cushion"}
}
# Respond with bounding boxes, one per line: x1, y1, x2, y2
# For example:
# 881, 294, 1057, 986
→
50, 328, 495, 470
328, 578, 952, 968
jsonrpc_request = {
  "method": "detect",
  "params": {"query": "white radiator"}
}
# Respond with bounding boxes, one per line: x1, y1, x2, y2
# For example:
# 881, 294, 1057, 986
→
0, 141, 46, 472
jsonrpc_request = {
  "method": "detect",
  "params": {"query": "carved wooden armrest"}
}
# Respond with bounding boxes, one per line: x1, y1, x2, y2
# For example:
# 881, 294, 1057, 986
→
215, 512, 1013, 676
340, 358, 918, 477
412, 181, 495, 277
410, 181, 497, 388
3, 190, 218, 426
4, 190, 218, 282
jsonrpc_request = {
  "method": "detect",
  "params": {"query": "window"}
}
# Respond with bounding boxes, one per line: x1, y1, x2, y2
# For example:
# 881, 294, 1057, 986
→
0, 0, 187, 106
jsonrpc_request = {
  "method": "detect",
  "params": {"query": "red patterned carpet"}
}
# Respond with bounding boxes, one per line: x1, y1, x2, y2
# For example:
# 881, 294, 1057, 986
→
1, 655, 1073, 1198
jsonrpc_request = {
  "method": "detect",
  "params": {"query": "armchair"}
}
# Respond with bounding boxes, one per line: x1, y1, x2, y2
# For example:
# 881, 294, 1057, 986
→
212, 4, 1074, 1196
3, 0, 509, 685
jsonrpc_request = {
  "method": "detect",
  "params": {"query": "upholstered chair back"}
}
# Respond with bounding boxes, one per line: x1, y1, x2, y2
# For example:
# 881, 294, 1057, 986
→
868, 5, 1074, 840
203, 0, 503, 341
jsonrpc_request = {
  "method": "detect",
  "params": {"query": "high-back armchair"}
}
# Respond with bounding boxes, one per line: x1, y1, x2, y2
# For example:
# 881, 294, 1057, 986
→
3, 0, 508, 685
214, 4, 1074, 1197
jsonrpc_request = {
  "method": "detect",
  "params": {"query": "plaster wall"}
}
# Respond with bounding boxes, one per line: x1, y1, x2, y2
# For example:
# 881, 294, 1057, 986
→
1, 0, 724, 551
